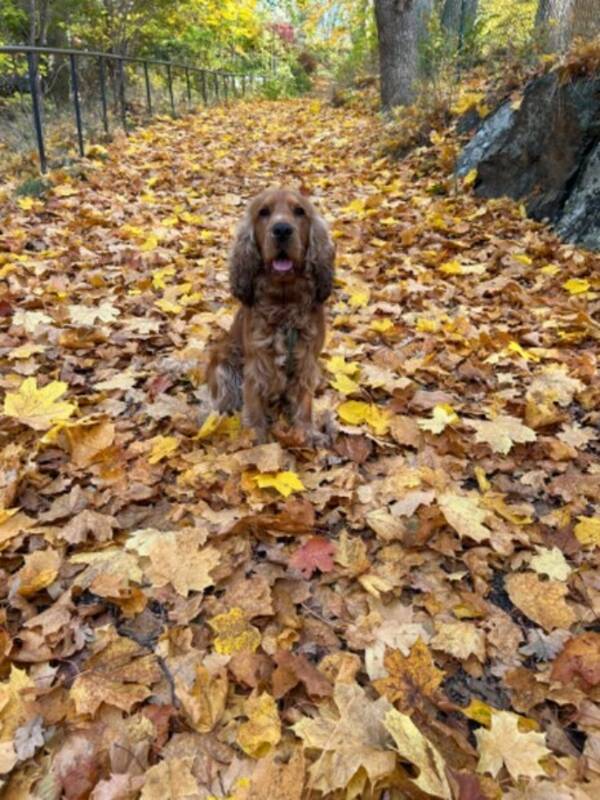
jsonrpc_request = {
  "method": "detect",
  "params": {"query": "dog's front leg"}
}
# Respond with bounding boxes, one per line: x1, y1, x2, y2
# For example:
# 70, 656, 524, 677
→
242, 365, 270, 443
286, 348, 319, 445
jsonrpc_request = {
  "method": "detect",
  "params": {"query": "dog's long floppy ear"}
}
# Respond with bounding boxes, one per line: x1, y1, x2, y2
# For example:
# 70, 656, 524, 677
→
229, 210, 261, 306
307, 211, 335, 304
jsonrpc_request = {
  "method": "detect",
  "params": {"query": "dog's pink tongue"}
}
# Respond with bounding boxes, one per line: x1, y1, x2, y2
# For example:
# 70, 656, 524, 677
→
272, 259, 293, 273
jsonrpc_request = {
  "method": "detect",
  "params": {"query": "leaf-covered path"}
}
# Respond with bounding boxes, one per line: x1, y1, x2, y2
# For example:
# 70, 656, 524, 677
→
1, 98, 599, 799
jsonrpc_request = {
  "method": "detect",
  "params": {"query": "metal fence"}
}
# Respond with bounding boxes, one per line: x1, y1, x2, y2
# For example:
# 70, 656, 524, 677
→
0, 45, 267, 173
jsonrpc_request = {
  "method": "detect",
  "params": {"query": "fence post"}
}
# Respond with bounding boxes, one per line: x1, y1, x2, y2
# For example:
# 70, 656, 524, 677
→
213, 71, 219, 102
26, 51, 46, 173
185, 67, 192, 109
223, 73, 228, 103
98, 56, 109, 135
118, 58, 127, 132
143, 60, 152, 115
69, 53, 84, 157
200, 70, 208, 105
166, 62, 175, 116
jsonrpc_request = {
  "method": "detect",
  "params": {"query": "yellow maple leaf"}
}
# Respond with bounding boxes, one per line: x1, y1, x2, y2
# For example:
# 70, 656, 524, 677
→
337, 401, 391, 436
3, 378, 76, 431
237, 692, 281, 759
370, 318, 393, 333
195, 411, 223, 439
155, 298, 182, 314
0, 666, 35, 740
416, 317, 439, 333
209, 607, 261, 655
148, 435, 179, 464
563, 278, 590, 295
514, 253, 532, 265
17, 196, 36, 210
152, 266, 176, 290
330, 373, 361, 395
348, 289, 370, 308
463, 168, 478, 187
418, 404, 459, 434
342, 197, 367, 216
140, 233, 159, 251
463, 698, 494, 727
253, 471, 304, 497
506, 341, 540, 362
439, 259, 463, 275
574, 517, 600, 547
325, 356, 360, 376
196, 412, 240, 440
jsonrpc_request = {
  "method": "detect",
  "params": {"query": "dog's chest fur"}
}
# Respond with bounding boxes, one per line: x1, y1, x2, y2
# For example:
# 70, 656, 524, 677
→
245, 274, 320, 388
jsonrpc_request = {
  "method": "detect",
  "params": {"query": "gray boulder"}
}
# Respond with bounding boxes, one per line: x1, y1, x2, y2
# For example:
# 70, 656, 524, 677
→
456, 71, 600, 249
557, 140, 600, 249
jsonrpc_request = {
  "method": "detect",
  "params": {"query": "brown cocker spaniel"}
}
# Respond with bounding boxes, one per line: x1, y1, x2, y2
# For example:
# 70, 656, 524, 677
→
207, 187, 335, 442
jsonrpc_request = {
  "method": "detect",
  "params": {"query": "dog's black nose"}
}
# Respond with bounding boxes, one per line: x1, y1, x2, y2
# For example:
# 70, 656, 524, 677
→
272, 222, 294, 241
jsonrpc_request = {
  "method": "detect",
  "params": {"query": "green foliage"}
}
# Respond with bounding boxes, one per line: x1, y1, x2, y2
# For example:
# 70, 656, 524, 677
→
477, 0, 538, 54
15, 176, 51, 198
259, 57, 311, 99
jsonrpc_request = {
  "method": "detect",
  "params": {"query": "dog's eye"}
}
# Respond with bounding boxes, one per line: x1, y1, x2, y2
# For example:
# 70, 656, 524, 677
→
293, 206, 306, 217
259, 207, 271, 218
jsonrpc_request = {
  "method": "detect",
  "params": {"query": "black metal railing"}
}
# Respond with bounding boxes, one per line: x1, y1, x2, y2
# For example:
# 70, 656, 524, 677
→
0, 45, 267, 173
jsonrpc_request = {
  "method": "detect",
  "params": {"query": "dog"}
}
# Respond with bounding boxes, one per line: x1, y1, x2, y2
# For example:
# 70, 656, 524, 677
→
207, 187, 335, 443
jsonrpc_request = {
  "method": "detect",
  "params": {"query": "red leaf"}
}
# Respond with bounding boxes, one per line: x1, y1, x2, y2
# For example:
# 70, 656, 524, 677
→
146, 374, 173, 399
289, 536, 335, 578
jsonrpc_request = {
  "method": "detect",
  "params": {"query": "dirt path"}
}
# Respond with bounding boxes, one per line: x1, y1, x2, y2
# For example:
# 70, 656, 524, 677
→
1, 98, 599, 798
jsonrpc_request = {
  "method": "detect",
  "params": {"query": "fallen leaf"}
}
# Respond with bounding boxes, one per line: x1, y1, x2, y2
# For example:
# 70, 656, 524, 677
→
237, 691, 281, 758
574, 517, 600, 547
438, 492, 491, 543
272, 650, 332, 699
467, 415, 536, 454
476, 710, 550, 780
431, 621, 486, 662
140, 757, 198, 800
292, 682, 395, 794
373, 640, 444, 711
337, 400, 391, 435
253, 471, 305, 497
4, 378, 76, 430
17, 549, 61, 596
289, 536, 335, 578
550, 633, 600, 688
209, 607, 261, 655
148, 435, 179, 464
530, 547, 571, 581
384, 708, 452, 798
505, 572, 576, 631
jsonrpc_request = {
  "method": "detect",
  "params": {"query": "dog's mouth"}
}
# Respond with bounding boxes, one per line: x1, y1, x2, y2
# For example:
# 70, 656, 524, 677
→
271, 258, 294, 274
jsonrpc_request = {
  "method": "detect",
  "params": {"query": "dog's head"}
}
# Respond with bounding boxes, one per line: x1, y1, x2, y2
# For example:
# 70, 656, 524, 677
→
229, 187, 335, 306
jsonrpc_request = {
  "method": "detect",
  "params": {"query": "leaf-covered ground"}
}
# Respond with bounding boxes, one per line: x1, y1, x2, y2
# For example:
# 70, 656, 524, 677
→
1, 97, 600, 799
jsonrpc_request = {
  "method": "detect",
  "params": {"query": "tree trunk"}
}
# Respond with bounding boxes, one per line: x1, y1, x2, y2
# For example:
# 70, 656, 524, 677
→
441, 0, 479, 36
536, 0, 600, 49
374, 0, 433, 109
570, 0, 600, 41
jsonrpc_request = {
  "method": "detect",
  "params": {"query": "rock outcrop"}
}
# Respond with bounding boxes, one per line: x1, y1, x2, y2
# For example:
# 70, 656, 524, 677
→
457, 71, 600, 250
